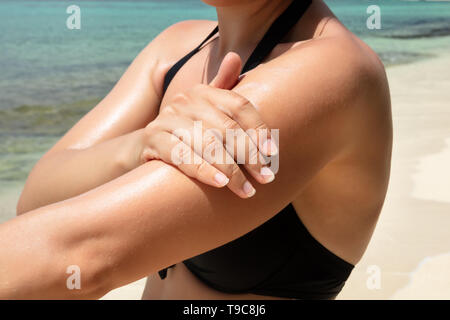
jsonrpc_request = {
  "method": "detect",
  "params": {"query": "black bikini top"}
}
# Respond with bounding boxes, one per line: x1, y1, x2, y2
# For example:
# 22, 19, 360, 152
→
158, 0, 354, 300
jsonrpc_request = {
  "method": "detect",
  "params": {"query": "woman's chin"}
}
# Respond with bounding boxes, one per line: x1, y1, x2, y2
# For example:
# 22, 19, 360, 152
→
201, 0, 259, 8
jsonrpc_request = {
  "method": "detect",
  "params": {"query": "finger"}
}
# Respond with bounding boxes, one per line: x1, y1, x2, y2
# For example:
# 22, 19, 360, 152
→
179, 95, 274, 184
145, 130, 231, 189
152, 115, 257, 198
206, 52, 277, 156
200, 86, 279, 157
207, 115, 274, 185
199, 129, 257, 198
209, 52, 242, 90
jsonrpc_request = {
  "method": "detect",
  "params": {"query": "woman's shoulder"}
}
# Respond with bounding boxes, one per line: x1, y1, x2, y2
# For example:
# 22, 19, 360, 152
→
236, 29, 391, 165
144, 20, 217, 97
150, 20, 218, 64
312, 32, 391, 124
269, 29, 391, 128
248, 28, 389, 115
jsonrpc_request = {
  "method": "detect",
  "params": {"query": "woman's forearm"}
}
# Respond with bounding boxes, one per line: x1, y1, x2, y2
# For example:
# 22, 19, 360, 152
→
17, 129, 146, 215
0, 158, 294, 300
0, 201, 111, 299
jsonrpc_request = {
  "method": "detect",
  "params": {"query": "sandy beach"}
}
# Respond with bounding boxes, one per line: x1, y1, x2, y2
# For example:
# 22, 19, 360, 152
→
1, 53, 449, 300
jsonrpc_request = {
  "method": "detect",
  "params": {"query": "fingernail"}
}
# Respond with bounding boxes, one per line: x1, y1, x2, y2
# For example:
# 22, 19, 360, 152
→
243, 181, 256, 198
260, 167, 275, 183
262, 139, 278, 156
214, 172, 229, 187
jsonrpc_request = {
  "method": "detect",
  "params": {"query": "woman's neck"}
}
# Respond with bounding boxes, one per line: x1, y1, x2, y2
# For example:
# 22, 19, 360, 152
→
215, 0, 293, 60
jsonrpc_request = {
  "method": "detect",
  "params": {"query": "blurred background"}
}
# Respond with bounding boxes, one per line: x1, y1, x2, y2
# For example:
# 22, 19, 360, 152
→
0, 0, 449, 299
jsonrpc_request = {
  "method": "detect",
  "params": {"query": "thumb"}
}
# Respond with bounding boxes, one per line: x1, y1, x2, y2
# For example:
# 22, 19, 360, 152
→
209, 52, 242, 90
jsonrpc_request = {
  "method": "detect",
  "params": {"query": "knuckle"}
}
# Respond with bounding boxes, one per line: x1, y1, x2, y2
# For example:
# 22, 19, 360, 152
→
144, 122, 154, 136
145, 121, 161, 135
222, 117, 241, 131
248, 144, 260, 164
172, 92, 189, 105
204, 133, 219, 149
254, 121, 268, 132
231, 95, 251, 115
194, 160, 209, 177
162, 104, 177, 115
229, 164, 242, 179
174, 144, 191, 163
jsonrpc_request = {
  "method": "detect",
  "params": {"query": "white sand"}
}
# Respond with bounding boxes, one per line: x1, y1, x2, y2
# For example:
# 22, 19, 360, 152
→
391, 252, 450, 300
412, 137, 450, 203
101, 278, 147, 300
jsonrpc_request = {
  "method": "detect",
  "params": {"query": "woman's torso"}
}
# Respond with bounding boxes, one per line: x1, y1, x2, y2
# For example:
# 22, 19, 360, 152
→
142, 2, 391, 300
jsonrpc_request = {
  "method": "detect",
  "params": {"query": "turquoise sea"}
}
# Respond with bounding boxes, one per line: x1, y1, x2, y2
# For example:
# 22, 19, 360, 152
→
0, 0, 450, 185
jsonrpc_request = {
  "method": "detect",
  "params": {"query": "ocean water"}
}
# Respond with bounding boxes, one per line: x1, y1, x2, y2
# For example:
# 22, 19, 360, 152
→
0, 0, 449, 184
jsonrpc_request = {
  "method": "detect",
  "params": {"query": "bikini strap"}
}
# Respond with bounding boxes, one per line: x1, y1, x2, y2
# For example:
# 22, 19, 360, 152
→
162, 0, 312, 96
162, 26, 219, 94
242, 0, 312, 74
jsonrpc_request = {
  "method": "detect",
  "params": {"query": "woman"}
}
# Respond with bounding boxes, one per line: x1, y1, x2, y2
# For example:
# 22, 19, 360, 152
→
2, 0, 391, 299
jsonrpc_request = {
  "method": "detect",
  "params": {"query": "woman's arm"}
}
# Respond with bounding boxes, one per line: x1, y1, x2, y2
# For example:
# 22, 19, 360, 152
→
16, 21, 215, 214
2, 37, 388, 299
16, 44, 276, 213
16, 129, 147, 215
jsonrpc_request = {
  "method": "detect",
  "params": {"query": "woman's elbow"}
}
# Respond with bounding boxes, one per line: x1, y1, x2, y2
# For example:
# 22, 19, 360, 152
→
16, 184, 39, 215
16, 160, 54, 215
16, 188, 31, 216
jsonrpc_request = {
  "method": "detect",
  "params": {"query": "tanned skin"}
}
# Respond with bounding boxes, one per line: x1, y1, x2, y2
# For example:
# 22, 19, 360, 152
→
2, 0, 391, 299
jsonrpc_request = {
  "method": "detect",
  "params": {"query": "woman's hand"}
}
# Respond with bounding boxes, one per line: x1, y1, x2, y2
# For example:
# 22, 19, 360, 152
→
140, 53, 278, 198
